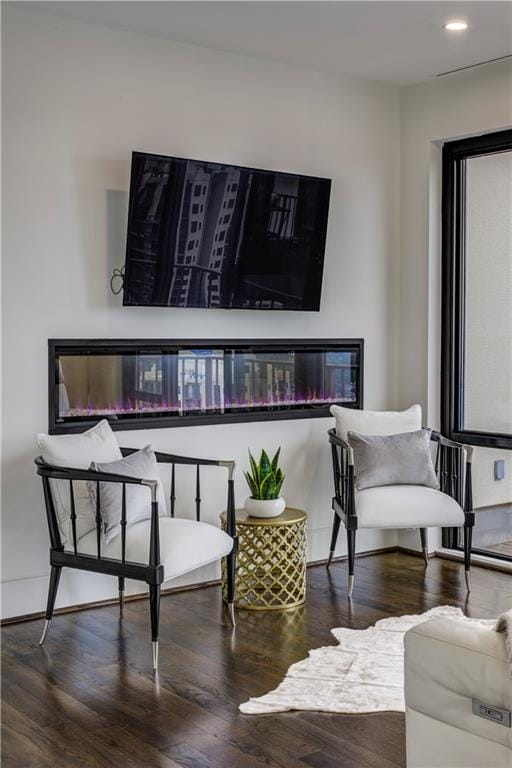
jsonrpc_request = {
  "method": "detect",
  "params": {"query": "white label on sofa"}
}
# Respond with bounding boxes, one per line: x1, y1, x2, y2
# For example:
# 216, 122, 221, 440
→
472, 699, 511, 727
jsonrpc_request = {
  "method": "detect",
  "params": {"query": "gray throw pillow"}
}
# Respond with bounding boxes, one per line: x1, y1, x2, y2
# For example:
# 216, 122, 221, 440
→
88, 445, 167, 544
347, 428, 439, 491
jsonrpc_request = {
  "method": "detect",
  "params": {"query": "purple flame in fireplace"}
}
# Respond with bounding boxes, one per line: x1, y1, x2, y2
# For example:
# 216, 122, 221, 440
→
62, 389, 356, 420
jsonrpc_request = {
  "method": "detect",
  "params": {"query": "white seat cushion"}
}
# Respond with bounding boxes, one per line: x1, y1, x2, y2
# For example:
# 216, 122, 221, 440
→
355, 485, 465, 529
77, 517, 233, 582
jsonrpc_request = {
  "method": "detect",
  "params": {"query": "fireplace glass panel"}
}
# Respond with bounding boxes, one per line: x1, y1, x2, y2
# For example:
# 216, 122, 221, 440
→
51, 341, 362, 431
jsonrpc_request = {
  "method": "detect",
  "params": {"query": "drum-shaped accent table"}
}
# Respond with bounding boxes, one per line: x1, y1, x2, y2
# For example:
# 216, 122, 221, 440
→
220, 507, 307, 610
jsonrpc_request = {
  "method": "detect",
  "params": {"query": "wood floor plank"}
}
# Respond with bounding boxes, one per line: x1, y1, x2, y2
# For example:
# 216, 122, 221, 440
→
2, 552, 510, 768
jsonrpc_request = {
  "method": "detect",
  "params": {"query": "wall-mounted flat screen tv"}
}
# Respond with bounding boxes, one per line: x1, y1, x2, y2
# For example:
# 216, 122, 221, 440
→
123, 152, 331, 310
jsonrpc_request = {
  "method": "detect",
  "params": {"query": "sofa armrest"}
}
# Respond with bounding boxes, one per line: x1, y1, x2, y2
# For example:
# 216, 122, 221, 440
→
405, 618, 511, 751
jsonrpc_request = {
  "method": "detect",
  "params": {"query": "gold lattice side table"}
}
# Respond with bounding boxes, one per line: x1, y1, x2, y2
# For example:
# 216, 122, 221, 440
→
220, 507, 307, 610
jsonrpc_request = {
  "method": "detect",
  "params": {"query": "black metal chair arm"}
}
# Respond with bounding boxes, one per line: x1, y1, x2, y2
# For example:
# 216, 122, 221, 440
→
327, 428, 354, 463
327, 428, 350, 452
120, 448, 236, 483
329, 426, 474, 463
430, 431, 474, 460
429, 431, 474, 513
35, 456, 157, 492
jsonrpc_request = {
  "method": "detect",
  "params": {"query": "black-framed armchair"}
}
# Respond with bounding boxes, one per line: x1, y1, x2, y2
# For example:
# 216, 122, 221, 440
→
327, 427, 474, 597
35, 448, 237, 671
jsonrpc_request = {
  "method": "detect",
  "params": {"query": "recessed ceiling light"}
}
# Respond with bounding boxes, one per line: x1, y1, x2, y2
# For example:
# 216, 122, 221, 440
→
443, 20, 468, 32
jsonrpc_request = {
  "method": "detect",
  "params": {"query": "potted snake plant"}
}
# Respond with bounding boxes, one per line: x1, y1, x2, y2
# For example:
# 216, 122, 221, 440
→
244, 448, 286, 518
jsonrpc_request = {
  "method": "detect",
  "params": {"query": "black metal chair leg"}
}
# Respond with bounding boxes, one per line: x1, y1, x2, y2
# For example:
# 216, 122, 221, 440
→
326, 512, 341, 568
419, 528, 429, 565
226, 551, 236, 627
39, 565, 62, 646
149, 584, 160, 671
463, 525, 473, 592
118, 576, 125, 615
347, 529, 356, 598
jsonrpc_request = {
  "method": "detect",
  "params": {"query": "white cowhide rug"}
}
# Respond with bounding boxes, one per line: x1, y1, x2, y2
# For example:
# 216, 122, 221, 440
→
240, 605, 495, 716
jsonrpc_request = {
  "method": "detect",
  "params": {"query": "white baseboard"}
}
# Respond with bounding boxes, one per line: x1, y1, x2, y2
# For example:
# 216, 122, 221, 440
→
1, 562, 221, 620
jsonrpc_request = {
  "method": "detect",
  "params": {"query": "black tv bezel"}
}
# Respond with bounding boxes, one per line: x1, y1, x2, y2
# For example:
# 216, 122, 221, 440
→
122, 151, 332, 311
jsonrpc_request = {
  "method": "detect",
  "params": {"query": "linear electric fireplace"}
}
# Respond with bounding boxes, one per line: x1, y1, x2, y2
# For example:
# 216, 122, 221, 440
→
49, 339, 363, 433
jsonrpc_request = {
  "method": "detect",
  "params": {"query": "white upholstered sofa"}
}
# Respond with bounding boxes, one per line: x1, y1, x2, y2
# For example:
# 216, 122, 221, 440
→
405, 617, 512, 768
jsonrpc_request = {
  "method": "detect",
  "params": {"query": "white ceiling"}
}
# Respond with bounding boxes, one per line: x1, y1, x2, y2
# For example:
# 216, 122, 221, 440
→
16, 1, 512, 85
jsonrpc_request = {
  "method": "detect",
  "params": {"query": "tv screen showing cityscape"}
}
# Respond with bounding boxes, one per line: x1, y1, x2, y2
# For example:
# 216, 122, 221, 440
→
123, 152, 331, 310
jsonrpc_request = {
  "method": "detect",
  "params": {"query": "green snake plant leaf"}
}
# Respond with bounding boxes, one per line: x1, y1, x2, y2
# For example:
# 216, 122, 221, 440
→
259, 472, 274, 500
271, 447, 281, 473
249, 451, 260, 484
244, 471, 259, 499
259, 450, 272, 479
274, 472, 285, 497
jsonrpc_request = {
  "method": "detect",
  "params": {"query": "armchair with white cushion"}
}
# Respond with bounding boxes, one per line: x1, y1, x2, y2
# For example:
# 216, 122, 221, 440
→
35, 420, 237, 671
404, 616, 512, 768
327, 405, 474, 596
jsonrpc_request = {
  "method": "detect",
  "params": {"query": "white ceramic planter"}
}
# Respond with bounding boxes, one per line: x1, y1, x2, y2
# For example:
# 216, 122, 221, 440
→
244, 496, 286, 519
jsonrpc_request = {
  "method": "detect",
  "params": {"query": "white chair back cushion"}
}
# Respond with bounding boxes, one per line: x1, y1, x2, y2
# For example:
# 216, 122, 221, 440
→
330, 403, 422, 443
36, 419, 122, 543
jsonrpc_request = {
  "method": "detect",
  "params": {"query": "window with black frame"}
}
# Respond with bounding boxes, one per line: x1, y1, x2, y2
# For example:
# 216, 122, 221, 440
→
442, 129, 512, 561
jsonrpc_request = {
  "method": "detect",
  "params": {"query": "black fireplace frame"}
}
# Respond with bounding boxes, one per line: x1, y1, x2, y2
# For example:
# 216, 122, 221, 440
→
48, 338, 364, 434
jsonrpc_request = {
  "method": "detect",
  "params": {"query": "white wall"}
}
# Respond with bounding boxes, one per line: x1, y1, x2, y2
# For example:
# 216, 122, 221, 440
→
399, 60, 512, 551
1, 7, 401, 618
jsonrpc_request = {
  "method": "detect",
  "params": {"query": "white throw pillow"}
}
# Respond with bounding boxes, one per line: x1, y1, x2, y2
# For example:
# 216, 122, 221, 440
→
330, 403, 422, 443
36, 419, 122, 543
88, 445, 168, 544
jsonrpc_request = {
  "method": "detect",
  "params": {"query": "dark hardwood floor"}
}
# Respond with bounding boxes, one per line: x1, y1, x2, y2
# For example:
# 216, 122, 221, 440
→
2, 552, 511, 768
